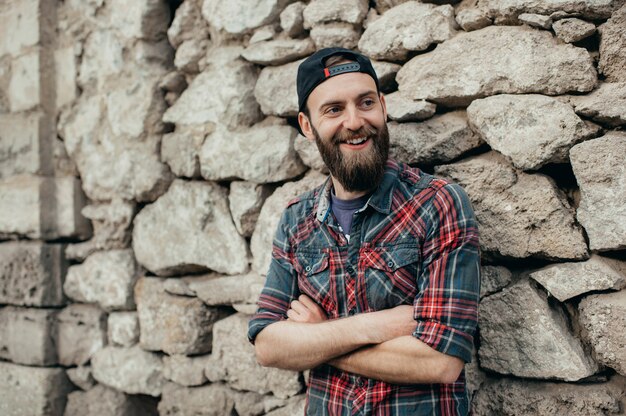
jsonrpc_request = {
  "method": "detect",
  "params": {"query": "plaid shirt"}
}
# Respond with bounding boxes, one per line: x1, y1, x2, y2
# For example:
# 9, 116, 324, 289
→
248, 159, 480, 415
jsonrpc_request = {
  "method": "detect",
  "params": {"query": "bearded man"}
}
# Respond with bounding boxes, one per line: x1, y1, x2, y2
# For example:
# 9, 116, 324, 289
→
248, 47, 481, 415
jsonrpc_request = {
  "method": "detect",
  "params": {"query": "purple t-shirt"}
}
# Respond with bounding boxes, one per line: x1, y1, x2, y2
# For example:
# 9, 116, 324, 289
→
330, 191, 370, 239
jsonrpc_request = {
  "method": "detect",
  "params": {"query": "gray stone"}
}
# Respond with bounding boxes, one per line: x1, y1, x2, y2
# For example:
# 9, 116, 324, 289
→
0, 361, 74, 416
174, 38, 209, 73
294, 135, 328, 173
255, 59, 301, 117
8, 51, 40, 112
205, 313, 302, 398
570, 132, 626, 251
163, 52, 261, 129
64, 384, 158, 416
251, 171, 326, 274
385, 92, 436, 122
135, 277, 226, 355
479, 278, 598, 380
518, 12, 552, 28
0, 306, 58, 365
570, 82, 626, 128
108, 311, 140, 347
0, 175, 91, 240
303, 0, 368, 28
374, 0, 412, 14
465, 348, 486, 399
0, 242, 67, 307
372, 60, 401, 92
579, 290, 626, 376
310, 22, 360, 50
0, 0, 40, 57
359, 2, 457, 61
480, 265, 513, 298
467, 94, 599, 170
65, 199, 135, 261
0, 112, 51, 179
265, 396, 307, 416
201, 0, 292, 35
553, 18, 596, 43
455, 8, 492, 31
162, 354, 212, 386
388, 111, 483, 165
185, 272, 266, 305
55, 46, 78, 108
598, 4, 626, 82
161, 126, 206, 179
242, 38, 315, 66
397, 25, 597, 106
64, 250, 138, 311
476, 0, 626, 21
280, 2, 306, 37
168, 0, 209, 48
436, 152, 589, 260
103, 0, 170, 41
132, 180, 249, 276
250, 24, 278, 43
76, 30, 125, 91
230, 181, 273, 237
66, 366, 96, 391
530, 256, 626, 302
472, 376, 624, 416
91, 345, 165, 397
57, 304, 107, 366
200, 123, 306, 184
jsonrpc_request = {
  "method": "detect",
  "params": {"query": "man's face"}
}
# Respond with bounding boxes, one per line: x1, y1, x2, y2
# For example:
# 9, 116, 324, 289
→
299, 71, 389, 193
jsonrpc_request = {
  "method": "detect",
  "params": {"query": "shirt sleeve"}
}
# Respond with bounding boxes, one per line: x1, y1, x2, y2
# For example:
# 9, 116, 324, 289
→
247, 210, 300, 344
412, 183, 480, 363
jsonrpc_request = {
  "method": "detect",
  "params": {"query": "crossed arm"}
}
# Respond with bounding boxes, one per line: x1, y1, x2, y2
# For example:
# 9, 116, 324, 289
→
254, 295, 464, 384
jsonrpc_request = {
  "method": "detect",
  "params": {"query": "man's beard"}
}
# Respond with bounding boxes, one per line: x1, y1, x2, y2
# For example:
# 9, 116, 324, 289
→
313, 122, 390, 193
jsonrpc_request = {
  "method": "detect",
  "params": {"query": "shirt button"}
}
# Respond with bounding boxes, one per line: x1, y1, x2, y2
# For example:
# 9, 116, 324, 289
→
305, 266, 311, 272
387, 261, 395, 268
348, 309, 356, 316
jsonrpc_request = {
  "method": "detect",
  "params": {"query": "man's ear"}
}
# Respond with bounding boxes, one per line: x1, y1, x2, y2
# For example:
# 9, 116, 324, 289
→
298, 112, 315, 141
379, 92, 388, 121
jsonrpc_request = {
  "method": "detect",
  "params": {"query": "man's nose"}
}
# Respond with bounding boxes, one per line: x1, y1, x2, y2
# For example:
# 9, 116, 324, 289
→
342, 106, 365, 131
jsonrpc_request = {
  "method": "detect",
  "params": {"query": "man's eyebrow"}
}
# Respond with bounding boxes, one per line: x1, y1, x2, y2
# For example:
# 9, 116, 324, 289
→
318, 90, 378, 110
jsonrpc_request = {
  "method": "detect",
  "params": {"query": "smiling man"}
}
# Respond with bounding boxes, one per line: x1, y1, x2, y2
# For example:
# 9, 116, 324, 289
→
248, 47, 481, 415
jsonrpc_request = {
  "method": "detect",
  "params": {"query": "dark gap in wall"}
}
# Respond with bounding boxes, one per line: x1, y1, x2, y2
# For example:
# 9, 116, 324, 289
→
536, 162, 580, 208
167, 0, 184, 25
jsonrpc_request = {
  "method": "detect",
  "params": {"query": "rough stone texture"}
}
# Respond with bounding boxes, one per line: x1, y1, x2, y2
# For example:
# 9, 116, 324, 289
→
135, 277, 226, 355
371, 60, 401, 92
0, 306, 58, 365
173, 38, 208, 73
294, 135, 328, 173
570, 132, 626, 251
479, 278, 598, 380
480, 265, 513, 298
255, 59, 301, 117
388, 111, 483, 165
359, 2, 457, 61
530, 256, 626, 302
467, 94, 599, 170
385, 92, 436, 122
8, 51, 40, 112
455, 8, 492, 32
182, 272, 266, 306
108, 311, 140, 347
161, 126, 205, 179
201, 0, 293, 35
570, 82, 626, 127
163, 51, 262, 130
91, 345, 165, 397
64, 249, 138, 311
133, 180, 249, 276
553, 18, 596, 43
66, 366, 96, 391
465, 348, 487, 399
230, 181, 273, 237
64, 384, 158, 416
200, 123, 307, 183
252, 171, 326, 274
54, 46, 78, 109
265, 396, 307, 416
397, 25, 597, 106
436, 152, 589, 260
0, 113, 50, 178
280, 2, 306, 37
477, 0, 626, 21
167, 0, 209, 49
250, 25, 277, 44
310, 23, 360, 50
0, 175, 91, 240
57, 304, 107, 366
0, 361, 74, 416
472, 376, 625, 416
242, 38, 315, 66
598, 4, 626, 82
579, 290, 626, 376
162, 354, 212, 386
303, 0, 368, 28
518, 12, 552, 28
0, 0, 40, 57
0, 242, 67, 307
205, 313, 302, 398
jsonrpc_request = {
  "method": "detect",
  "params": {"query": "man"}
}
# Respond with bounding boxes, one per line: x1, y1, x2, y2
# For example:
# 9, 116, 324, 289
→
248, 47, 480, 415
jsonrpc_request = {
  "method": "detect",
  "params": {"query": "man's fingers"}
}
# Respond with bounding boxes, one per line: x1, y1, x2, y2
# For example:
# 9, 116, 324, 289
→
290, 300, 308, 315
298, 294, 323, 312
286, 308, 300, 321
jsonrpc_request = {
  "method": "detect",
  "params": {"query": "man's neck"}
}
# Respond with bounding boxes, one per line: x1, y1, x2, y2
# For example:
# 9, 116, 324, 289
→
330, 176, 371, 200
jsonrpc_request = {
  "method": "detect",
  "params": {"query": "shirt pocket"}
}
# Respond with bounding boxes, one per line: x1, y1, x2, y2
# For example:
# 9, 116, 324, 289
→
294, 250, 337, 317
362, 246, 420, 310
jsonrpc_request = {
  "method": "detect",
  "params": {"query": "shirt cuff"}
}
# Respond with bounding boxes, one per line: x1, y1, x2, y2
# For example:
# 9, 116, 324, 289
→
247, 315, 285, 345
412, 320, 474, 363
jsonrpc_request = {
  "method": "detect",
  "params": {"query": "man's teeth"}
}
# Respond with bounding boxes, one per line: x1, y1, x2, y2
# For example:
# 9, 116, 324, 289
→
346, 137, 367, 145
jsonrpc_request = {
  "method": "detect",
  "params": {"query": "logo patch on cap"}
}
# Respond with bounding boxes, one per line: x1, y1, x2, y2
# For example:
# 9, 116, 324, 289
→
325, 62, 361, 78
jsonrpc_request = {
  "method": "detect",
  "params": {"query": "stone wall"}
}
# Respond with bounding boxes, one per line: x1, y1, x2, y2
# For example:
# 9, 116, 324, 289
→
1, 0, 626, 415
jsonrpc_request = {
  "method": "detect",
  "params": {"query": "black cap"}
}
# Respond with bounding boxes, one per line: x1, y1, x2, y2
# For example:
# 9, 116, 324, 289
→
297, 47, 380, 115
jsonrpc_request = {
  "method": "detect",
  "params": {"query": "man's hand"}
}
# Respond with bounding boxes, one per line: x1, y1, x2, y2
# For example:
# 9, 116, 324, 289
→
287, 294, 328, 323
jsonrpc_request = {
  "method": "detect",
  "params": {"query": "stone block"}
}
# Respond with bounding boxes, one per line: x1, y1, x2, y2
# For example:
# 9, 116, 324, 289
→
54, 46, 77, 108
455, 8, 492, 32
108, 311, 139, 347
310, 22, 360, 50
518, 13, 552, 29
135, 277, 227, 355
0, 306, 58, 365
242, 38, 315, 66
66, 366, 96, 391
229, 182, 273, 237
57, 304, 107, 366
553, 18, 596, 43
8, 50, 40, 112
598, 4, 626, 82
480, 265, 513, 299
182, 272, 266, 306
64, 384, 158, 416
161, 126, 205, 179
0, 0, 40, 58
104, 0, 170, 41
476, 0, 625, 21
0, 175, 91, 240
168, 0, 209, 48
280, 2, 305, 37
570, 82, 626, 127
162, 353, 211, 386
254, 59, 301, 117
0, 361, 74, 416
0, 241, 67, 306
201, 0, 290, 35
303, 0, 368, 28
385, 92, 436, 122
294, 135, 328, 174
0, 112, 52, 178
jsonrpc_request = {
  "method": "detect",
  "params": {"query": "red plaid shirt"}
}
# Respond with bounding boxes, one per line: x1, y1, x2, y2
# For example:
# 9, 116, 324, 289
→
249, 159, 480, 415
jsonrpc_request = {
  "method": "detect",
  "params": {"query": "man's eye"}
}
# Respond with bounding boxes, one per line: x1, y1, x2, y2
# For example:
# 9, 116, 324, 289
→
362, 99, 375, 107
326, 107, 340, 114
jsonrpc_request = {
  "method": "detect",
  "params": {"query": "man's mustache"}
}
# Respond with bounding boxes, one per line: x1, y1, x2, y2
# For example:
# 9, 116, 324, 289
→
333, 124, 378, 144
